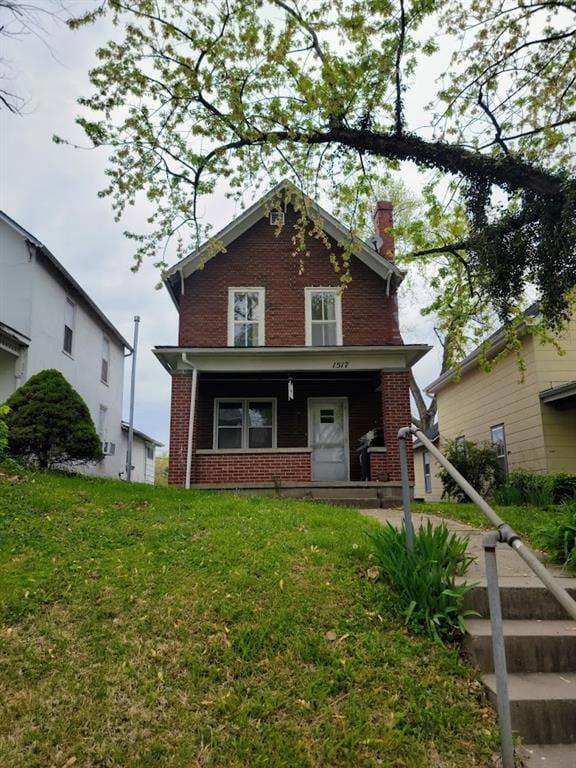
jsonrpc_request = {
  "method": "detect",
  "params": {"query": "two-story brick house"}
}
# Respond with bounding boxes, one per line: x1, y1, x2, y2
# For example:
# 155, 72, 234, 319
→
155, 181, 429, 501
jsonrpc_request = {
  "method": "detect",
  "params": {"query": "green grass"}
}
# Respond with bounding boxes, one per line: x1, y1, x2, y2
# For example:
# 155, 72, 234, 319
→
413, 500, 565, 554
0, 468, 499, 767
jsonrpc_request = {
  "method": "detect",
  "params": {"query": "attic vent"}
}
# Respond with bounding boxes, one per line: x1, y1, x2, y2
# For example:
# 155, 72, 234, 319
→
269, 210, 285, 226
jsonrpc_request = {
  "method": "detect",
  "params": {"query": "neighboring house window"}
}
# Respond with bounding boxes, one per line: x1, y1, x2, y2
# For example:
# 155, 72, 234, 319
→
423, 450, 432, 493
98, 404, 107, 438
146, 444, 154, 460
214, 399, 276, 449
228, 288, 265, 346
101, 337, 110, 384
63, 298, 76, 355
490, 423, 508, 480
305, 288, 343, 346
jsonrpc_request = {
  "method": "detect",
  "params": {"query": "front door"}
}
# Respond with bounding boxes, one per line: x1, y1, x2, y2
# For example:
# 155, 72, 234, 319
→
309, 398, 348, 481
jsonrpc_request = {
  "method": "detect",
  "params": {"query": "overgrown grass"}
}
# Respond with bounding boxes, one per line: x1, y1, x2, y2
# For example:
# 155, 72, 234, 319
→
413, 500, 573, 566
0, 468, 499, 766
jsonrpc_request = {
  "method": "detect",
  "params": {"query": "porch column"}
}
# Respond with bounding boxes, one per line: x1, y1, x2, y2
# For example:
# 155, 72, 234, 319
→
168, 369, 196, 486
380, 370, 413, 482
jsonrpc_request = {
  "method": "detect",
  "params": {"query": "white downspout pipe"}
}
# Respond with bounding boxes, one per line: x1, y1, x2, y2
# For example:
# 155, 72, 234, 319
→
181, 353, 197, 490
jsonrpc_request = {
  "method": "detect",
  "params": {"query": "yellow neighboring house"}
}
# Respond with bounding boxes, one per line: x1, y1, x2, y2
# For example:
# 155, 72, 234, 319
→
414, 305, 576, 501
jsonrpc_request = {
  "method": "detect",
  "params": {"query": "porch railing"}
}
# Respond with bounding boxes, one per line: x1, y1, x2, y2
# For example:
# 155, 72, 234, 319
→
398, 425, 576, 768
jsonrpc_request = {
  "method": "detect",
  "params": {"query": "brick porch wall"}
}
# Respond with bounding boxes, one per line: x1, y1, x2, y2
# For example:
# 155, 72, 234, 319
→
168, 371, 193, 486
380, 371, 413, 481
369, 451, 389, 482
193, 452, 311, 484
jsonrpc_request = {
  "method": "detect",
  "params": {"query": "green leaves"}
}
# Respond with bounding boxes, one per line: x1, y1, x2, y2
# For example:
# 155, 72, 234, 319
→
369, 520, 476, 642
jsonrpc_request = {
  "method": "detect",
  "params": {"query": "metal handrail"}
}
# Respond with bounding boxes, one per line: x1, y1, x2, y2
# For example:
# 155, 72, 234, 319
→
398, 424, 576, 768
398, 425, 576, 621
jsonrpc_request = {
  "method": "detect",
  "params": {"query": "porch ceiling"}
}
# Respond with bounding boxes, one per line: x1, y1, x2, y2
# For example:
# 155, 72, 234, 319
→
154, 344, 431, 374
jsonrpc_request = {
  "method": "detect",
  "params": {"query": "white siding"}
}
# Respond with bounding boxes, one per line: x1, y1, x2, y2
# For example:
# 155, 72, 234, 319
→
0, 217, 126, 478
120, 430, 156, 484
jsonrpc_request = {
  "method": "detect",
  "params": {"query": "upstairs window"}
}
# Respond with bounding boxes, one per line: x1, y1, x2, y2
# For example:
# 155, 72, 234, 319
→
101, 337, 110, 384
214, 399, 275, 449
305, 288, 342, 346
63, 298, 75, 355
228, 288, 265, 346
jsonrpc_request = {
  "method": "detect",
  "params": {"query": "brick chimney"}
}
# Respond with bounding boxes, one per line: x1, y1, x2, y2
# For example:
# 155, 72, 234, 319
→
373, 201, 394, 261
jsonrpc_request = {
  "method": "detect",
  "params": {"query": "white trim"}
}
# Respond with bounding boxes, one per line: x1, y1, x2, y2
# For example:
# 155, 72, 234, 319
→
154, 344, 431, 374
197, 447, 311, 455
307, 397, 350, 481
213, 397, 277, 450
227, 287, 266, 347
101, 335, 110, 385
185, 364, 198, 489
304, 288, 343, 346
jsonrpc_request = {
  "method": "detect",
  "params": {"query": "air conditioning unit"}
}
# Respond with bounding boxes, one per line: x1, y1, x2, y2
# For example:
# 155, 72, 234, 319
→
269, 210, 285, 226
102, 441, 116, 456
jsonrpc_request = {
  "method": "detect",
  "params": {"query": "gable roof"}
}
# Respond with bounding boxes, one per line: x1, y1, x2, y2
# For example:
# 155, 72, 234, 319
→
426, 303, 540, 395
164, 179, 405, 307
121, 422, 164, 447
0, 209, 131, 351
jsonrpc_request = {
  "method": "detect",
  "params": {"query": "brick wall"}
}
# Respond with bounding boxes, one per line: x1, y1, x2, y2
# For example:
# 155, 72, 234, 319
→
178, 207, 401, 348
193, 452, 311, 484
369, 452, 389, 482
380, 371, 413, 481
194, 373, 382, 481
168, 371, 193, 485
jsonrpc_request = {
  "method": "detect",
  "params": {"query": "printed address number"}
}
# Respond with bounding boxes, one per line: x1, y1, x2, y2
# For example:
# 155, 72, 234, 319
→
332, 361, 349, 369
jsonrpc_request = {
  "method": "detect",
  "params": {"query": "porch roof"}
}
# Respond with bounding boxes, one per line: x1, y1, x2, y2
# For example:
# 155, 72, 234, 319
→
153, 344, 430, 374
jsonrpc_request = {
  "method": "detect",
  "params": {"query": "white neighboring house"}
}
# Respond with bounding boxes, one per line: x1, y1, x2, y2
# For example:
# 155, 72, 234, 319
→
121, 423, 163, 484
0, 210, 160, 482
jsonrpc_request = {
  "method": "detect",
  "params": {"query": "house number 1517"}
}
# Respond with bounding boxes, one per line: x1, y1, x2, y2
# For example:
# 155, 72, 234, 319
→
332, 361, 349, 369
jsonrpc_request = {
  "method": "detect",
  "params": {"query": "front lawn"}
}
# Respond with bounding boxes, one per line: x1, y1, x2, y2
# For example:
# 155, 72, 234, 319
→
0, 469, 498, 767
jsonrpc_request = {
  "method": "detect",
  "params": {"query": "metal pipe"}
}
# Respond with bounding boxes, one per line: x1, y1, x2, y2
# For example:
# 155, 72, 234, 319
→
484, 532, 515, 768
511, 539, 576, 621
398, 427, 414, 554
126, 315, 140, 481
411, 426, 505, 530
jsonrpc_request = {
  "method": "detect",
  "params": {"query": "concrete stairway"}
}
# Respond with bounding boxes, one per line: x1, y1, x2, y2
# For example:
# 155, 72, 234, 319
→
464, 578, 576, 766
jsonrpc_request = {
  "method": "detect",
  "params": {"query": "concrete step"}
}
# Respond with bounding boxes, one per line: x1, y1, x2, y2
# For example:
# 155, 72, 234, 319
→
521, 744, 576, 767
483, 672, 576, 744
464, 578, 576, 620
464, 619, 576, 673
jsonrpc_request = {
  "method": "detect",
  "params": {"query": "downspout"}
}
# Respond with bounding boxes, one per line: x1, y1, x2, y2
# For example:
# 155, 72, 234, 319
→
181, 353, 197, 490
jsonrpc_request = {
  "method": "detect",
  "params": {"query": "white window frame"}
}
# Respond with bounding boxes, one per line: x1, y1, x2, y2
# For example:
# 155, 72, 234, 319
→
304, 288, 343, 347
63, 297, 76, 357
213, 398, 277, 450
227, 287, 265, 347
490, 423, 508, 478
423, 450, 432, 493
101, 336, 110, 385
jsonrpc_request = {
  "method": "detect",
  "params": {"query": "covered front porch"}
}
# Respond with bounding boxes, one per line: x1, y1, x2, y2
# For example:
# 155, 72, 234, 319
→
154, 344, 430, 496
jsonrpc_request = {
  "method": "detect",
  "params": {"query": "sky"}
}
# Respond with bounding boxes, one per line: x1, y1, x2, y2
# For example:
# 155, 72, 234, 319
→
0, 3, 444, 448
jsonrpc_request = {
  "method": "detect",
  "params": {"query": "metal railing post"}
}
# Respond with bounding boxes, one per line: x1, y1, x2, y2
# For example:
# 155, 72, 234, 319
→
398, 428, 414, 554
484, 532, 515, 768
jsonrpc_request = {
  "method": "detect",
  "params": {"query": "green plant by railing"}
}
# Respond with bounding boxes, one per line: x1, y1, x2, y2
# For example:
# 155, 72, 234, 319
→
369, 521, 477, 642
538, 501, 576, 569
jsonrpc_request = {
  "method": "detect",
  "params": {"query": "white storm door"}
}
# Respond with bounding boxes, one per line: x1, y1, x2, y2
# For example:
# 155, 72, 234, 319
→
309, 399, 348, 481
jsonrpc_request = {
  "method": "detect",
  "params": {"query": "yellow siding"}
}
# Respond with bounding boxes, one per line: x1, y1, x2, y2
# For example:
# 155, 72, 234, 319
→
413, 444, 444, 502
436, 337, 548, 474
436, 313, 576, 475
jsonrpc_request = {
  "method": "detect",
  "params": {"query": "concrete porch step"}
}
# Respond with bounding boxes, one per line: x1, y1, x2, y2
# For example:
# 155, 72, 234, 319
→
464, 619, 576, 673
521, 743, 576, 767
464, 578, 576, 621
483, 672, 576, 744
